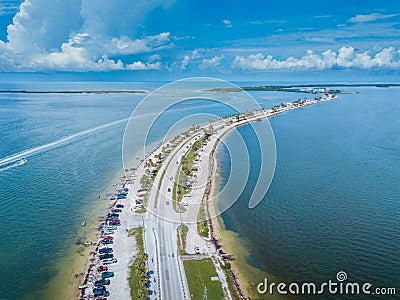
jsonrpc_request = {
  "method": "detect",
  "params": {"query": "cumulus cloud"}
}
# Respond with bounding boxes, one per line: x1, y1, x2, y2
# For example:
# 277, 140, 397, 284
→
180, 55, 190, 70
199, 55, 224, 71
0, 0, 175, 71
223, 19, 232, 28
126, 61, 161, 70
348, 13, 399, 23
231, 47, 400, 71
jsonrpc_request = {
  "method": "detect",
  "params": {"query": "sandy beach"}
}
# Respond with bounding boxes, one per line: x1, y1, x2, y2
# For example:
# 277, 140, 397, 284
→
77, 92, 338, 299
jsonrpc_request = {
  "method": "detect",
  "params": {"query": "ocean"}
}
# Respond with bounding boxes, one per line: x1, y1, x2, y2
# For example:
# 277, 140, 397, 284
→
0, 82, 398, 299
216, 87, 400, 299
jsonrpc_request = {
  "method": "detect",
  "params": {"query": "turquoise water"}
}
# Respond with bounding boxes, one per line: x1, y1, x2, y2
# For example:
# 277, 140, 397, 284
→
2, 81, 399, 299
0, 83, 152, 299
217, 87, 400, 299
0, 80, 257, 299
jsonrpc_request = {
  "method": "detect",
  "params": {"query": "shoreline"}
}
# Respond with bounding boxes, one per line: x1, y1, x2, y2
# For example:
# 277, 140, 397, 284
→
208, 141, 287, 300
75, 92, 338, 299
202, 95, 339, 299
37, 171, 127, 300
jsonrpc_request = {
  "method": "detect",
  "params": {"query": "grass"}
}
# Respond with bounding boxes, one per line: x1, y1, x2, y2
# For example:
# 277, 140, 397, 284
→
183, 258, 225, 300
128, 227, 148, 300
154, 167, 166, 208
222, 265, 241, 300
177, 225, 189, 255
197, 199, 209, 238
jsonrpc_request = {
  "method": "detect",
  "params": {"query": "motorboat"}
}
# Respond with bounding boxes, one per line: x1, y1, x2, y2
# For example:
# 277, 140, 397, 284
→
17, 158, 27, 165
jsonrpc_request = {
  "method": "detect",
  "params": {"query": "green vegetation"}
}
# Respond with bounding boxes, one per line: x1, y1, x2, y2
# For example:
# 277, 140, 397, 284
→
154, 167, 166, 208
183, 258, 224, 300
220, 263, 241, 300
177, 225, 189, 255
197, 199, 209, 238
173, 136, 209, 213
128, 227, 148, 300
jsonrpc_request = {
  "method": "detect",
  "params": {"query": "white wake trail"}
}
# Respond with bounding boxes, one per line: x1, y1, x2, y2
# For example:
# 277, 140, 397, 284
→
0, 118, 129, 168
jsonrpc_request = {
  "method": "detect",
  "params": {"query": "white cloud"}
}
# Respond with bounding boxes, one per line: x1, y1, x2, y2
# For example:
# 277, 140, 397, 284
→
348, 13, 399, 23
199, 55, 225, 71
180, 55, 190, 70
231, 47, 400, 71
0, 0, 175, 71
191, 49, 200, 59
126, 61, 161, 70
148, 54, 161, 63
222, 19, 232, 28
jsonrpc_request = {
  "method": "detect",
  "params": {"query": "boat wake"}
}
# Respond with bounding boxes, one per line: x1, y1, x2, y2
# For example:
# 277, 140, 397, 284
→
0, 118, 129, 172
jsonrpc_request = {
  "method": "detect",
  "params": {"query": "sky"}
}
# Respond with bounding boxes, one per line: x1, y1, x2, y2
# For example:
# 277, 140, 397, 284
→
0, 0, 399, 80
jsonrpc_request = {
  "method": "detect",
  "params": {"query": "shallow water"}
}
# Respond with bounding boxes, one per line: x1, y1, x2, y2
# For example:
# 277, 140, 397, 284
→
216, 87, 400, 299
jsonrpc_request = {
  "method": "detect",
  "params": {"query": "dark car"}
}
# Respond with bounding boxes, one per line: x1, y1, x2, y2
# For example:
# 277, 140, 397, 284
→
101, 239, 113, 245
100, 253, 114, 260
101, 271, 115, 279
94, 279, 110, 286
107, 213, 119, 218
112, 209, 122, 213
99, 247, 113, 254
167, 188, 171, 192
93, 285, 106, 292
109, 221, 120, 226
115, 204, 124, 208
93, 289, 110, 297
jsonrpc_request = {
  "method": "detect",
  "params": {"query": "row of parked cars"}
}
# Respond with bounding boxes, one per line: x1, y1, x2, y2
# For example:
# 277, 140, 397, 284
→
91, 202, 125, 299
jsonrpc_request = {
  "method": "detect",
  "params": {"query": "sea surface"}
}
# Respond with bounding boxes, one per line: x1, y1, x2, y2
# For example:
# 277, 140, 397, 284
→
1, 81, 398, 299
216, 87, 400, 299
0, 80, 275, 299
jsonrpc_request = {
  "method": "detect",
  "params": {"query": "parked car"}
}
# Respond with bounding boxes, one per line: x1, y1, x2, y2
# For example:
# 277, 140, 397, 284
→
94, 279, 110, 286
101, 240, 113, 245
103, 230, 114, 235
106, 226, 117, 230
99, 247, 113, 254
102, 258, 117, 264
101, 271, 115, 279
102, 236, 114, 240
93, 289, 110, 297
107, 213, 119, 218
107, 218, 120, 223
93, 285, 106, 292
97, 266, 108, 272
115, 204, 124, 208
109, 221, 120, 226
100, 253, 114, 260
112, 209, 122, 213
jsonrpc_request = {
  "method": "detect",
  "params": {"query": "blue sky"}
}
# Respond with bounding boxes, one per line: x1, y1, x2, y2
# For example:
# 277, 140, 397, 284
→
0, 0, 399, 79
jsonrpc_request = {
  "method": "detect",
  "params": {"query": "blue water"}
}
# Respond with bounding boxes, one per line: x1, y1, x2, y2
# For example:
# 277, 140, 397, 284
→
217, 87, 400, 299
1, 81, 399, 299
0, 83, 156, 299
0, 80, 269, 299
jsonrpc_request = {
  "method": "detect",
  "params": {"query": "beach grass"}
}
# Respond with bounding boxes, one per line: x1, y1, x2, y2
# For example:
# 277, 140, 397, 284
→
183, 258, 225, 300
128, 227, 148, 300
177, 224, 189, 255
197, 199, 209, 238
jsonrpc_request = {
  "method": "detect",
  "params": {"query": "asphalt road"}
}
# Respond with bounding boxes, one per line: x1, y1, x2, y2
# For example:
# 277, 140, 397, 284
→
144, 133, 201, 300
